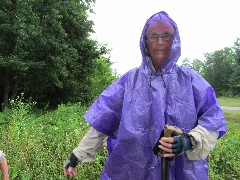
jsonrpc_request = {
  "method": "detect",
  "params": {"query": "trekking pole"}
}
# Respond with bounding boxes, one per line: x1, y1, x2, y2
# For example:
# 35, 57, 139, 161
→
161, 156, 170, 180
153, 125, 183, 180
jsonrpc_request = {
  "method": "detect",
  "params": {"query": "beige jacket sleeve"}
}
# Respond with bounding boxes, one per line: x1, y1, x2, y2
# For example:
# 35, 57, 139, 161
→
73, 125, 218, 162
186, 125, 219, 160
73, 127, 107, 163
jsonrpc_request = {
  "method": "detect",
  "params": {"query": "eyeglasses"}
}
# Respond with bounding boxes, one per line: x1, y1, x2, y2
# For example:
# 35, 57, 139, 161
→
146, 33, 173, 42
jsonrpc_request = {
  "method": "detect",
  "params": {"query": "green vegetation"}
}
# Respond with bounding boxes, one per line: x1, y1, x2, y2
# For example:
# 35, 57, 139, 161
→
182, 38, 240, 97
209, 112, 240, 180
0, 0, 116, 110
208, 97, 240, 179
0, 97, 107, 179
217, 96, 240, 107
0, 97, 239, 179
1, 0, 239, 111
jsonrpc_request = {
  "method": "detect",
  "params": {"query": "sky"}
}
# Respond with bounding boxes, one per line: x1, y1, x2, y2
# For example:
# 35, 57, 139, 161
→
90, 0, 240, 75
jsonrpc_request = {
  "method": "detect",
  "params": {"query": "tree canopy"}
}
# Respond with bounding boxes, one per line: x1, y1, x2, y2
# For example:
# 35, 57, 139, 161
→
182, 38, 240, 96
0, 0, 116, 110
1, 0, 239, 110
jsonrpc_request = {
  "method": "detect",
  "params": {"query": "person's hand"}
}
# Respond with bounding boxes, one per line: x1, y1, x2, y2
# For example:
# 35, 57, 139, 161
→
159, 134, 192, 157
63, 153, 79, 177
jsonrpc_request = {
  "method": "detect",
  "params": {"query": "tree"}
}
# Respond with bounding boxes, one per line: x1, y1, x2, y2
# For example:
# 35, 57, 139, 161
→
0, 0, 112, 109
181, 58, 192, 68
88, 55, 118, 104
229, 38, 240, 95
203, 47, 236, 95
191, 59, 205, 77
181, 39, 240, 96
229, 67, 240, 95
233, 38, 240, 64
181, 58, 205, 77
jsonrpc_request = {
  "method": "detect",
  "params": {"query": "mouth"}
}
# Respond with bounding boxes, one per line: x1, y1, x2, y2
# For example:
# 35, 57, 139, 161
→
155, 49, 165, 53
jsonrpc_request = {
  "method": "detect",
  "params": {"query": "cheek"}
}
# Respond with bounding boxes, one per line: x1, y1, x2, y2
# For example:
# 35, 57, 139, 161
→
164, 42, 172, 54
146, 42, 154, 54
168, 40, 174, 50
166, 45, 172, 53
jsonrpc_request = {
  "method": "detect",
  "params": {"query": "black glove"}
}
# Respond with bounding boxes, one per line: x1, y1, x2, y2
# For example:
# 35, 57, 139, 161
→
63, 153, 79, 169
153, 126, 194, 156
172, 134, 193, 155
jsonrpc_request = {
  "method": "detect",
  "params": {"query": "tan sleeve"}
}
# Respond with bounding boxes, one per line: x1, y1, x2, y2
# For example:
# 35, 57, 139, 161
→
73, 127, 107, 163
186, 125, 219, 160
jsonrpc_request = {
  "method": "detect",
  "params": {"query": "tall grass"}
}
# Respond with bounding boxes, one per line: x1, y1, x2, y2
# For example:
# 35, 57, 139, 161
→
208, 112, 240, 180
0, 96, 105, 179
209, 96, 240, 179
0, 96, 239, 179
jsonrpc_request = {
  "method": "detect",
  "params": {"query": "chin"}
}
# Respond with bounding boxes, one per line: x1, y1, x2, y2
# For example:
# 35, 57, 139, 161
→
152, 56, 167, 64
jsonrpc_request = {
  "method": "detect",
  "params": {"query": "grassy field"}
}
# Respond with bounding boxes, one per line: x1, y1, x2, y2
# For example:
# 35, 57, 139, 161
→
208, 96, 240, 179
217, 96, 240, 107
209, 108, 240, 180
0, 97, 239, 179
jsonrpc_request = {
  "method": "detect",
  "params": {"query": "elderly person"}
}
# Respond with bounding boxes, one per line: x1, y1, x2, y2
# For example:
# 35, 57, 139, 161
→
0, 151, 9, 180
63, 11, 227, 179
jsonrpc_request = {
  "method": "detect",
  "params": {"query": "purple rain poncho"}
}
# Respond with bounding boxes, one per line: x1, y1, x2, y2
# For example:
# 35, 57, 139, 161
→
84, 11, 227, 180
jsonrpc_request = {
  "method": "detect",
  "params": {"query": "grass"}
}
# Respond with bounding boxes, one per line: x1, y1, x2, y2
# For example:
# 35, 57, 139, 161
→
0, 96, 239, 179
217, 96, 240, 107
209, 110, 240, 180
223, 111, 240, 123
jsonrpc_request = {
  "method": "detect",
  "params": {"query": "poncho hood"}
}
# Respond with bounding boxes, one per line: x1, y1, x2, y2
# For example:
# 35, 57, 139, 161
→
140, 11, 181, 74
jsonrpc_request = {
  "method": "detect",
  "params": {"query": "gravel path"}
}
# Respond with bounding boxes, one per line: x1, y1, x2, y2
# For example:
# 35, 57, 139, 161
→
221, 106, 240, 111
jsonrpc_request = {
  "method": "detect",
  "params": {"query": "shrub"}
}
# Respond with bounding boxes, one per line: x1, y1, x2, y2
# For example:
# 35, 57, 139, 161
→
208, 115, 240, 180
1, 99, 239, 179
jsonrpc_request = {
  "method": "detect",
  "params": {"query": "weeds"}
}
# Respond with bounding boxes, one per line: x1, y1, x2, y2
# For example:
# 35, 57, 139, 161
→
0, 96, 239, 179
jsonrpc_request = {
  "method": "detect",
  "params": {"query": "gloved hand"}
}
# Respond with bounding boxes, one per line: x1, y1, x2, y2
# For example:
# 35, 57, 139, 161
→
172, 134, 192, 155
63, 153, 79, 169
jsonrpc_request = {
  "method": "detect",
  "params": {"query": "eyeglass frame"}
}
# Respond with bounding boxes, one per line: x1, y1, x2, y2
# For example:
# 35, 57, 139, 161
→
145, 33, 173, 42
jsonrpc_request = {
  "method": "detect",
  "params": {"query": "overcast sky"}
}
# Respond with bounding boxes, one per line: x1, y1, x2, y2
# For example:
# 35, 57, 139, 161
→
90, 0, 240, 75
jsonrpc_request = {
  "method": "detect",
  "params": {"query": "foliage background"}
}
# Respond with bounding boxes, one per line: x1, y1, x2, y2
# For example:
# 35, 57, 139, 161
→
182, 38, 240, 97
0, 0, 117, 110
0, 97, 239, 179
0, 1, 240, 111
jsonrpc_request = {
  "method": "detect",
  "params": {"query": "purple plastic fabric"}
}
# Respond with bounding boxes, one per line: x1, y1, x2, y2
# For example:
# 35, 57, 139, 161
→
84, 11, 227, 180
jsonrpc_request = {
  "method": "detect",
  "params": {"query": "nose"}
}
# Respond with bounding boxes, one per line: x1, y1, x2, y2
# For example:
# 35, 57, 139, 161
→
157, 36, 164, 44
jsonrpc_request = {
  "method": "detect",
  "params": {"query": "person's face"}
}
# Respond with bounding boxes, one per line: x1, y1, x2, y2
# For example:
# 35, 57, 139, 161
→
146, 21, 174, 71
